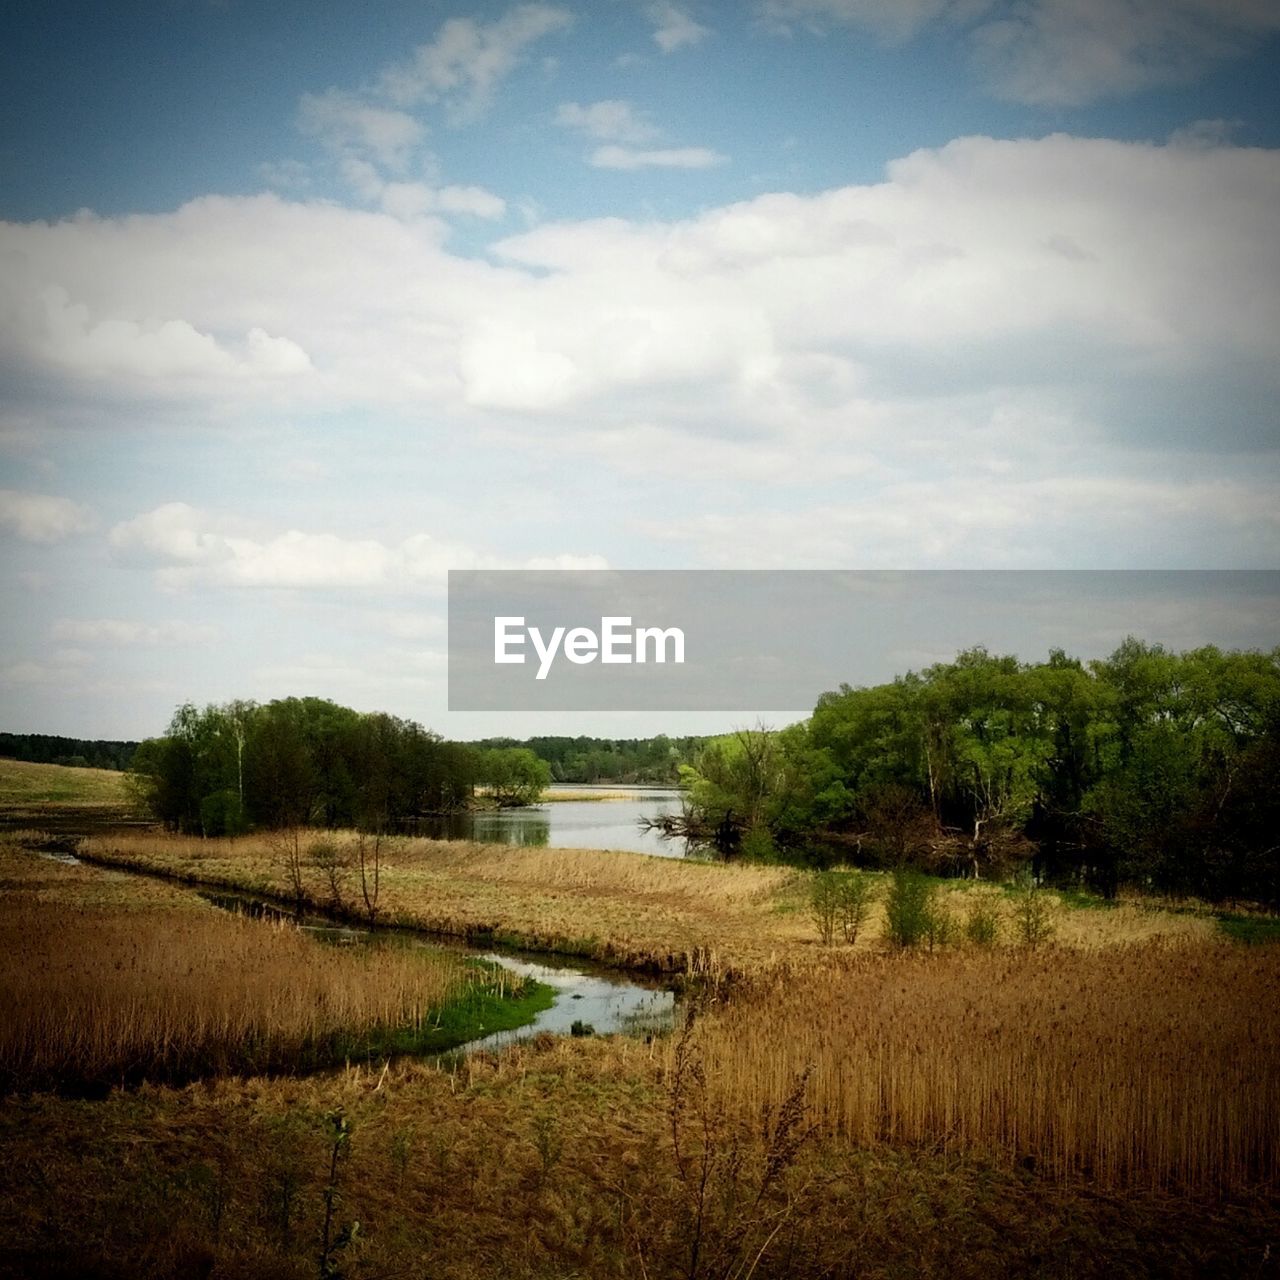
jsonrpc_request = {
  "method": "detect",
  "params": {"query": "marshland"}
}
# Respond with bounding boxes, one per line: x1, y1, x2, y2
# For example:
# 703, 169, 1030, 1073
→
2, 641, 1278, 1279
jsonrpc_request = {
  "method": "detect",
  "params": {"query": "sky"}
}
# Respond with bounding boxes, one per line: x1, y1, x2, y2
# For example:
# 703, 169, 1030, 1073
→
1, 0, 1279, 741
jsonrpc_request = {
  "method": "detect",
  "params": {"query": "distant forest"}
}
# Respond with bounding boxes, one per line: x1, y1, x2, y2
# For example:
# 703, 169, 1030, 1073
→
0, 732, 137, 771
470, 735, 703, 785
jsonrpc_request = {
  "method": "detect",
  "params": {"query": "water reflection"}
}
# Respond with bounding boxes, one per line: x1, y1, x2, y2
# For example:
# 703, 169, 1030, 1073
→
413, 786, 691, 858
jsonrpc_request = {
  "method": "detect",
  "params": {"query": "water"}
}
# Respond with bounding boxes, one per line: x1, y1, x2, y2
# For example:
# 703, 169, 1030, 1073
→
452, 952, 674, 1052
415, 786, 691, 858
199, 890, 677, 1055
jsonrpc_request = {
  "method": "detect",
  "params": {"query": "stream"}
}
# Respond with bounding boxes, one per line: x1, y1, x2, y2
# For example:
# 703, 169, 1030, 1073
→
199, 887, 677, 1054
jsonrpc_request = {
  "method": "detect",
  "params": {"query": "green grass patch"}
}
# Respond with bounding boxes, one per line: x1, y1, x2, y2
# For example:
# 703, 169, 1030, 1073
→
339, 963, 555, 1059
1216, 913, 1280, 945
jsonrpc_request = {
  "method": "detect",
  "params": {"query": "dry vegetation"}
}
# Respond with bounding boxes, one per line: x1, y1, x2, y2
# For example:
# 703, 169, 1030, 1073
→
0, 1037, 1275, 1280
681, 943, 1280, 1193
0, 846, 502, 1092
79, 828, 1214, 975
3, 779, 1277, 1277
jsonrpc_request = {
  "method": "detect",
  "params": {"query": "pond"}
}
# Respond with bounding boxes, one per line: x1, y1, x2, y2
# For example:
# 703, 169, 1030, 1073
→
413, 785, 692, 858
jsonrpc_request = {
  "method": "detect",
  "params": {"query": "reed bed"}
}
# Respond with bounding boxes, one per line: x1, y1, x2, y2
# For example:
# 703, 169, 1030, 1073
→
0, 893, 478, 1091
679, 941, 1280, 1192
81, 829, 812, 971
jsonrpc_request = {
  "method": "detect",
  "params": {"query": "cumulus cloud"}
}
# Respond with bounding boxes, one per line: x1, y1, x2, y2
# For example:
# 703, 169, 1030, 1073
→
648, 2, 711, 52
555, 100, 660, 144
759, 0, 1280, 105
378, 4, 572, 117
18, 280, 312, 386
3, 135, 1278, 570
589, 144, 728, 169
0, 490, 93, 543
108, 503, 606, 590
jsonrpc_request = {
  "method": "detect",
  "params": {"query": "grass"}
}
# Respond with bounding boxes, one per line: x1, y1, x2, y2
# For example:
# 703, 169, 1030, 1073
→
4, 798, 1277, 1275
0, 846, 549, 1092
0, 1037, 1274, 1280
1216, 912, 1280, 945
77, 829, 1218, 976
678, 942, 1280, 1192
0, 756, 134, 814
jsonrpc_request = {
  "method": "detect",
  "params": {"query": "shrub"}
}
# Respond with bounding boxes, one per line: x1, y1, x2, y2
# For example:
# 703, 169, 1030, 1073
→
1012, 876, 1057, 948
809, 871, 840, 945
923, 897, 957, 951
811, 870, 875, 945
965, 892, 1003, 946
739, 823, 778, 863
837, 871, 874, 945
885, 869, 934, 948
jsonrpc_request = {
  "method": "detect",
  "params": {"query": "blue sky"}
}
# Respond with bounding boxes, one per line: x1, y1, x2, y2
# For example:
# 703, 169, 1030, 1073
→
2, 0, 1279, 739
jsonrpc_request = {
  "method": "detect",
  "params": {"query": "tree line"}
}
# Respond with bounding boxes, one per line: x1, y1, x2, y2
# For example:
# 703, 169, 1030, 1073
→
472, 734, 702, 784
128, 698, 552, 835
0, 732, 137, 771
678, 640, 1280, 904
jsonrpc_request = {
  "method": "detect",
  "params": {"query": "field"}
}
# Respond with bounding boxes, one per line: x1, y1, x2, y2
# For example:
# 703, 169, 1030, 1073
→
77, 826, 1215, 974
0, 759, 1277, 1277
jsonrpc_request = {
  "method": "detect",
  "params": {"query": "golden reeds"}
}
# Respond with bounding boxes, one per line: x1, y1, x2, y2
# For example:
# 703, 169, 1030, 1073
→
0, 893, 472, 1090
677, 941, 1280, 1192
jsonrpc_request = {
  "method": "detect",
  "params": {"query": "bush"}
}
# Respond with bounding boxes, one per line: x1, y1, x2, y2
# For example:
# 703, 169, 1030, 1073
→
965, 892, 1003, 946
810, 869, 876, 945
885, 869, 934, 948
923, 897, 957, 951
810, 871, 840, 945
1012, 876, 1057, 948
740, 823, 778, 863
199, 789, 247, 838
838, 871, 874, 944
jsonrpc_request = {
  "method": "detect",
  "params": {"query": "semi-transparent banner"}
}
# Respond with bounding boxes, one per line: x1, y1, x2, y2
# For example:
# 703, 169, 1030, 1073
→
448, 570, 1280, 711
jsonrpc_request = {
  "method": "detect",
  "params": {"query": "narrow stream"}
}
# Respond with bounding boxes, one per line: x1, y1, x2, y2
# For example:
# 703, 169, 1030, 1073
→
197, 888, 679, 1053
24, 840, 678, 1061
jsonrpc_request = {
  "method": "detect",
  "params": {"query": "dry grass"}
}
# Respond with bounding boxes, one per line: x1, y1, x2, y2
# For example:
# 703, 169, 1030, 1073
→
0, 872, 481, 1092
78, 830, 1218, 975
0, 1036, 1275, 1280
679, 941, 1280, 1192
81, 829, 811, 972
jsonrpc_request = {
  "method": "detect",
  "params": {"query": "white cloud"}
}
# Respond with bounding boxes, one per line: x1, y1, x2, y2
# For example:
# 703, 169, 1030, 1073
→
108, 503, 606, 590
51, 618, 219, 646
648, 2, 711, 52
298, 89, 426, 169
759, 0, 1280, 105
3, 135, 1278, 568
378, 4, 573, 117
376, 180, 507, 221
589, 144, 728, 169
555, 100, 660, 144
19, 281, 312, 386
0, 490, 93, 543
